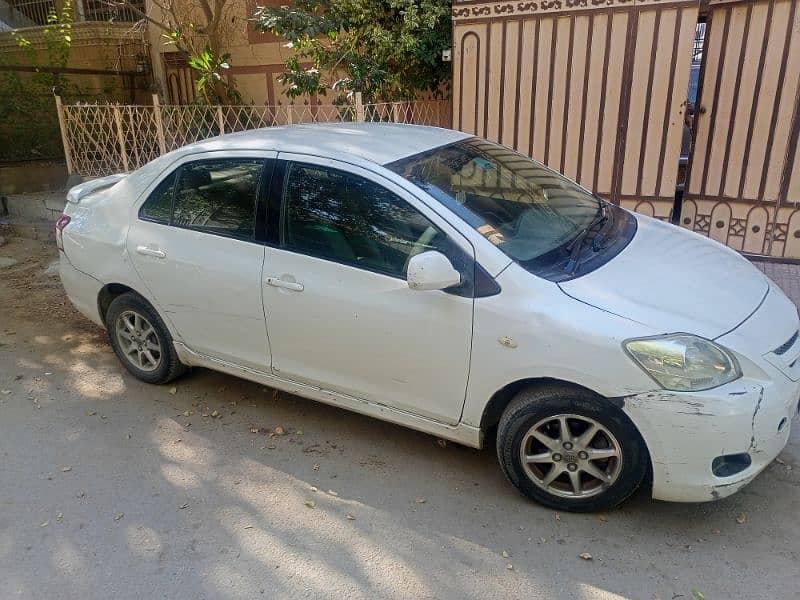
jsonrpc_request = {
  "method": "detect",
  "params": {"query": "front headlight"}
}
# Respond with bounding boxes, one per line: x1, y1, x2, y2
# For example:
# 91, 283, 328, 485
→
623, 334, 741, 391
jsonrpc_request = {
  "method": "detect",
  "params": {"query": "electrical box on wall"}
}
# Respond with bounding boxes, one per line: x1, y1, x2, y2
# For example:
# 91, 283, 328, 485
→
442, 49, 452, 62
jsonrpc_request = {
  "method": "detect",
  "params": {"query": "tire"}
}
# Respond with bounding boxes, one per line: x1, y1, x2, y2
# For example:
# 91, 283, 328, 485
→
105, 292, 187, 384
496, 384, 648, 512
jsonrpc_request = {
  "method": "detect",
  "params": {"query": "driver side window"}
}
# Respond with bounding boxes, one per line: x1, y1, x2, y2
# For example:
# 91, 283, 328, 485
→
282, 162, 455, 279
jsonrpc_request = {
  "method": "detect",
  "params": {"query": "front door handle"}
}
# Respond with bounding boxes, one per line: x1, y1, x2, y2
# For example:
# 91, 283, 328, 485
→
265, 277, 304, 292
136, 245, 166, 259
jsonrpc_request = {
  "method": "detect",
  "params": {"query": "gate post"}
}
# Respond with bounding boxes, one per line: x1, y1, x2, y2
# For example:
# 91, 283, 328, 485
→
152, 93, 167, 155
355, 92, 365, 122
53, 90, 75, 174
112, 104, 130, 172
216, 106, 225, 135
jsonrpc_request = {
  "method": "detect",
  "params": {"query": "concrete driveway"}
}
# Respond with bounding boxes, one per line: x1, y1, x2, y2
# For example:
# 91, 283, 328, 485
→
1, 236, 798, 600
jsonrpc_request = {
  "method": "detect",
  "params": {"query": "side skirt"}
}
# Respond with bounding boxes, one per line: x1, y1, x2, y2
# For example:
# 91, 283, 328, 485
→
173, 342, 484, 449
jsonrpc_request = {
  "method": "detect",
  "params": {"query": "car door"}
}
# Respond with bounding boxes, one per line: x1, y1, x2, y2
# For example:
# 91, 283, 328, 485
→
261, 155, 475, 424
126, 152, 274, 371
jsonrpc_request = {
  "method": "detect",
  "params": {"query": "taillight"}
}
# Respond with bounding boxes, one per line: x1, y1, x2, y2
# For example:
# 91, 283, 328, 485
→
55, 214, 71, 252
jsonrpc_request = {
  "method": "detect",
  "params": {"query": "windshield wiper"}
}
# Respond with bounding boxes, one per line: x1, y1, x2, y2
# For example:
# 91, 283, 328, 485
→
564, 203, 611, 274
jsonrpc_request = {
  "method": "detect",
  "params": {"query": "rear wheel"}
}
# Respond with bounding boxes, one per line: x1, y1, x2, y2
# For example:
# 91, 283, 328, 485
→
105, 293, 186, 384
496, 384, 648, 512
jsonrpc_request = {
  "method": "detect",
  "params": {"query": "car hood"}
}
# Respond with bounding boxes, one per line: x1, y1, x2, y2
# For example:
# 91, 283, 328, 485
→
558, 214, 769, 340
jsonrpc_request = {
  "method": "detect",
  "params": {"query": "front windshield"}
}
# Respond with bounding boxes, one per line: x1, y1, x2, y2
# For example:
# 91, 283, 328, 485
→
386, 138, 602, 262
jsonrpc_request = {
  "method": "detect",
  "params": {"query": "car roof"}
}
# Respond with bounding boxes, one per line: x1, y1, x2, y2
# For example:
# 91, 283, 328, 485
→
175, 122, 472, 166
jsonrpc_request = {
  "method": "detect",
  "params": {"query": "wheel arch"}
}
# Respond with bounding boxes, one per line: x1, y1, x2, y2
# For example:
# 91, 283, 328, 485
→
479, 377, 625, 432
98, 283, 162, 327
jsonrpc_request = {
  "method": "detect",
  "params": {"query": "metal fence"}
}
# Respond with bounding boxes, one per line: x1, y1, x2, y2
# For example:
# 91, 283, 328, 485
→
54, 94, 452, 178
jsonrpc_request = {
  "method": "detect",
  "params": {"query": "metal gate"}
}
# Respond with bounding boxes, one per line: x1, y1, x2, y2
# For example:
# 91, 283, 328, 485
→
452, 0, 699, 220
682, 0, 800, 259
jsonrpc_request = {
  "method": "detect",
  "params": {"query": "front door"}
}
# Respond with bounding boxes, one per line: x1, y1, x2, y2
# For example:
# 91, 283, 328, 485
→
127, 153, 273, 370
261, 156, 475, 424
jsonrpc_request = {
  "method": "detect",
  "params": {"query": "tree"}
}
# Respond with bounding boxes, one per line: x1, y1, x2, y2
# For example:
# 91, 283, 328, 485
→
106, 0, 241, 103
253, 0, 452, 101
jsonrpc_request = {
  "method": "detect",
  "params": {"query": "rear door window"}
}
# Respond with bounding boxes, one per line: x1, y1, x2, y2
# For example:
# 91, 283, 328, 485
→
172, 159, 263, 240
140, 159, 264, 240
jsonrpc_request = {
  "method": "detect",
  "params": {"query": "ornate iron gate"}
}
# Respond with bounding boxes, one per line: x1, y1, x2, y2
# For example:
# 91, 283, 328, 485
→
682, 0, 800, 259
452, 0, 699, 220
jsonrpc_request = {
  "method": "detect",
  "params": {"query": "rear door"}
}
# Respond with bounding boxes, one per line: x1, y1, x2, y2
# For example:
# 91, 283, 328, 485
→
126, 151, 274, 371
260, 156, 476, 424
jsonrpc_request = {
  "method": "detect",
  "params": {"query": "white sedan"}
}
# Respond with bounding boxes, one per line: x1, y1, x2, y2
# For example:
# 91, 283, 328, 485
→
58, 123, 800, 512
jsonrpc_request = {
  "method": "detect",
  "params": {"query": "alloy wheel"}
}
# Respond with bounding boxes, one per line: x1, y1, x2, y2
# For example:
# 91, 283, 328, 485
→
519, 413, 623, 498
115, 310, 163, 372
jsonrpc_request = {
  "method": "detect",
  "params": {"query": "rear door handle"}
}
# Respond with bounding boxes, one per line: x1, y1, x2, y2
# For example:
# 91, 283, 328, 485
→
136, 246, 166, 259
265, 277, 304, 292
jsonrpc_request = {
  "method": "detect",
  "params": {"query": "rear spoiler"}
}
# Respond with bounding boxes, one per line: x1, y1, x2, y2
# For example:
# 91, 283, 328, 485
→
66, 173, 127, 204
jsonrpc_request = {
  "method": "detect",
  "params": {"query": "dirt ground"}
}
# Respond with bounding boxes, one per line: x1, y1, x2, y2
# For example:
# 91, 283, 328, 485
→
0, 235, 798, 600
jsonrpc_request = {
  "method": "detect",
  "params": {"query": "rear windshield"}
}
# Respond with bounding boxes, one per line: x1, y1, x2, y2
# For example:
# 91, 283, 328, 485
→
385, 138, 602, 262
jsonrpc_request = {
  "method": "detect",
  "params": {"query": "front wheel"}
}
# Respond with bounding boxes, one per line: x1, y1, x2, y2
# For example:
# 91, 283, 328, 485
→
496, 385, 648, 512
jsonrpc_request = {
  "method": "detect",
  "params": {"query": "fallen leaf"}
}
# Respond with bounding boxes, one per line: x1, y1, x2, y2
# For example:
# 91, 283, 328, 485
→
56, 513, 63, 522
735, 513, 746, 524
211, 410, 219, 418
273, 426, 285, 436
0, 390, 10, 395
183, 410, 192, 417
114, 513, 124, 521
86, 410, 96, 416
692, 590, 705, 600
250, 427, 259, 434
328, 490, 338, 496
776, 458, 787, 465
40, 521, 49, 528
296, 430, 304, 436
304, 500, 316, 509
60, 466, 72, 472
178, 502, 189, 509
169, 387, 177, 395
415, 498, 426, 504
597, 514, 609, 522
579, 552, 593, 561
310, 486, 318, 492
346, 513, 356, 520
539, 537, 547, 543
554, 513, 561, 521
501, 550, 510, 558
313, 464, 320, 471
505, 563, 513, 571
243, 525, 254, 530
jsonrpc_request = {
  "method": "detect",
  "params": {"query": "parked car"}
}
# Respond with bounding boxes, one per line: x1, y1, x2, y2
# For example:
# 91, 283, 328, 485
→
58, 123, 800, 512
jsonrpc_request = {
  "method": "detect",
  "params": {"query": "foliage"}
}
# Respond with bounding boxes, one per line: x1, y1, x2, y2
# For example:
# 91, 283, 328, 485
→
187, 45, 241, 104
113, 0, 241, 104
0, 1, 75, 161
253, 0, 452, 101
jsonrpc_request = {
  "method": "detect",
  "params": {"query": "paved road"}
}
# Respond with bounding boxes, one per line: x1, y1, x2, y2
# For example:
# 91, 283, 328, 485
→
1, 236, 798, 600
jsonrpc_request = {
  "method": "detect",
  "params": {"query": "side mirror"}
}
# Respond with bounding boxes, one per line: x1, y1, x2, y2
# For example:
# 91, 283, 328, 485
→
406, 251, 461, 291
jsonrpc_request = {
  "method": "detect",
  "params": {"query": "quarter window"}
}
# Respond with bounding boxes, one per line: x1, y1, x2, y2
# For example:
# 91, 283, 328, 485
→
140, 171, 176, 223
282, 163, 457, 279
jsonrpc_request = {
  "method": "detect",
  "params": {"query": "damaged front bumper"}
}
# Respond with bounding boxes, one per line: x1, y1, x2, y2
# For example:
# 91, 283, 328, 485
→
622, 372, 800, 502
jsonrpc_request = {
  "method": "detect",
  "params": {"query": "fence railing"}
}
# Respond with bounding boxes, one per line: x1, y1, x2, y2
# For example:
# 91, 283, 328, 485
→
55, 93, 452, 177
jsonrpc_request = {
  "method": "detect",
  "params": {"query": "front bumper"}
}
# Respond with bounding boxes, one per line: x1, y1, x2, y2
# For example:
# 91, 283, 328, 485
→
623, 372, 800, 502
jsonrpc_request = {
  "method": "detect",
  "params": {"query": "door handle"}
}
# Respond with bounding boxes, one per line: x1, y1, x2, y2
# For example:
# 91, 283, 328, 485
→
136, 245, 166, 259
265, 277, 304, 292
